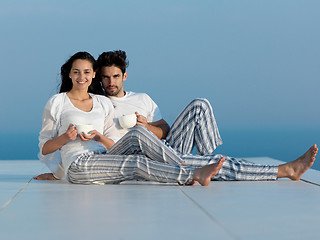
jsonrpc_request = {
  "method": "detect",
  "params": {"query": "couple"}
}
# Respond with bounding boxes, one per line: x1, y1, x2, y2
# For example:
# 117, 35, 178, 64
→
35, 50, 318, 186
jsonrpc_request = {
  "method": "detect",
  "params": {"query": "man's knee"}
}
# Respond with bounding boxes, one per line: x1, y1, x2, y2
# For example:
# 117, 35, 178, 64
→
189, 98, 212, 111
127, 125, 150, 137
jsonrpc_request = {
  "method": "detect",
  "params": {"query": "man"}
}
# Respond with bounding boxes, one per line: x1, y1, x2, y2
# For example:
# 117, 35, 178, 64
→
96, 50, 223, 155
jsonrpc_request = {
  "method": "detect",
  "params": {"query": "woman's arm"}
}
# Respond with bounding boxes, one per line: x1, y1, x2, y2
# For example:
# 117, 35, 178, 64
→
42, 124, 78, 155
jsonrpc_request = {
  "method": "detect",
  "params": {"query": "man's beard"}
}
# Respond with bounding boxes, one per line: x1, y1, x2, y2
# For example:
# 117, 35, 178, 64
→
105, 86, 121, 96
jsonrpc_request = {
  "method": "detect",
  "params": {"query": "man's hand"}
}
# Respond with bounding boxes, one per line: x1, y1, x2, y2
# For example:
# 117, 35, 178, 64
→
33, 173, 58, 180
135, 112, 170, 139
135, 112, 148, 128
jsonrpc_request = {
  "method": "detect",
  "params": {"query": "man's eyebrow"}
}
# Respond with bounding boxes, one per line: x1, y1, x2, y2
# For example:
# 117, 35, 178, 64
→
101, 73, 120, 77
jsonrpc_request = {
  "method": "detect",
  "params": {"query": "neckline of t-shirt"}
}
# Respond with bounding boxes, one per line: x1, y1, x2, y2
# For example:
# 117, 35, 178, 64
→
65, 92, 95, 113
108, 91, 133, 101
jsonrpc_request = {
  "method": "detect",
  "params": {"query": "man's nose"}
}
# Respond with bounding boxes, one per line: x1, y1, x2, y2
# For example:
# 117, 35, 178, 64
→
108, 77, 115, 85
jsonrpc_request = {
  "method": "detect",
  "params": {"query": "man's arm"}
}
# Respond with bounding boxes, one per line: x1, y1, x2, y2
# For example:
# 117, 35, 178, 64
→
135, 112, 170, 139
148, 119, 170, 139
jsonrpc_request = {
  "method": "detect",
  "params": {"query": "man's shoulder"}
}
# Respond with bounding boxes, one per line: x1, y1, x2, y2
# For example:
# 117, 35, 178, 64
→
126, 91, 152, 100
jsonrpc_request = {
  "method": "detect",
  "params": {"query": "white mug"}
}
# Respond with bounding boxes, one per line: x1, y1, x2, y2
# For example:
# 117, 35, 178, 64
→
119, 114, 137, 129
76, 124, 94, 134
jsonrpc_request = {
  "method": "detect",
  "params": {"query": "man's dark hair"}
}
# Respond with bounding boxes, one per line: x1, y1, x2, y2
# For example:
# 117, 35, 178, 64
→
96, 50, 129, 75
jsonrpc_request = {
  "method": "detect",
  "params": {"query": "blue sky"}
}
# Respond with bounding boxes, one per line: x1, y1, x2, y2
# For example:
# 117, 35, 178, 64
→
0, 0, 319, 161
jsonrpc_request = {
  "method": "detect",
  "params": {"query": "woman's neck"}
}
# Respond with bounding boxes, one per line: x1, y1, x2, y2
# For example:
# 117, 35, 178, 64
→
67, 89, 90, 101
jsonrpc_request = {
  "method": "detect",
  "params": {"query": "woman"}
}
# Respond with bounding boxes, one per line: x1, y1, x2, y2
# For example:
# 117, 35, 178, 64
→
37, 51, 225, 186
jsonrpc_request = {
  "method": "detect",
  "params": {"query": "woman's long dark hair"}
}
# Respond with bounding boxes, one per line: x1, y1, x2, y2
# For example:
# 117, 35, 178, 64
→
59, 51, 104, 95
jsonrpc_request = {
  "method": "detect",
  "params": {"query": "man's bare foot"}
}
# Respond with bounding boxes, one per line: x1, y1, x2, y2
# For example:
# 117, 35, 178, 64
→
192, 157, 225, 186
278, 144, 318, 180
33, 173, 58, 180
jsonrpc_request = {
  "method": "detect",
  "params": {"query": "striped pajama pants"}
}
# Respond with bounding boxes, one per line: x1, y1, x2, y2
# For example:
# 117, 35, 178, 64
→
67, 126, 278, 185
165, 98, 223, 155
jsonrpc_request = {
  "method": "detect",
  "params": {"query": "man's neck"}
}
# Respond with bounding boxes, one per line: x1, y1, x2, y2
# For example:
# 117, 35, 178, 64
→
108, 90, 126, 98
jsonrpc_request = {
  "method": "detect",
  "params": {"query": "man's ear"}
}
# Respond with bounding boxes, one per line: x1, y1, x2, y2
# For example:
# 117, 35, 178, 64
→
123, 72, 128, 82
93, 71, 96, 78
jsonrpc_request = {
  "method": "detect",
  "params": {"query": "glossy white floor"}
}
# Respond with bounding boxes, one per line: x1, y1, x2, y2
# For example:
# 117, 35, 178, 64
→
1, 157, 320, 240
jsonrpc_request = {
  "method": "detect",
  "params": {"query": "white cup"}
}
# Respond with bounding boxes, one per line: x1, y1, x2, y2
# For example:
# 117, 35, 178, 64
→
119, 114, 137, 129
76, 124, 94, 134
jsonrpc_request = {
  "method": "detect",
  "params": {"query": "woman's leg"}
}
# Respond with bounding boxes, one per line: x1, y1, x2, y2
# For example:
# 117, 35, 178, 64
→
108, 126, 183, 165
165, 98, 223, 155
67, 151, 192, 185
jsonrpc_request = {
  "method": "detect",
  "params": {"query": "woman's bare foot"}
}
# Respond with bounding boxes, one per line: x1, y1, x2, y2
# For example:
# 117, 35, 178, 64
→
33, 173, 58, 180
182, 161, 198, 186
278, 144, 318, 180
192, 157, 225, 186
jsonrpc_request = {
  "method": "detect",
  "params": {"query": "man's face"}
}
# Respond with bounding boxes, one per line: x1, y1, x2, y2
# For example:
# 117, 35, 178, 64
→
101, 66, 127, 97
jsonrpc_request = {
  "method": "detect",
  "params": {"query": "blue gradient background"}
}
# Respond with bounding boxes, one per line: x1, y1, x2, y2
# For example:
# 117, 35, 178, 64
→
0, 1, 319, 169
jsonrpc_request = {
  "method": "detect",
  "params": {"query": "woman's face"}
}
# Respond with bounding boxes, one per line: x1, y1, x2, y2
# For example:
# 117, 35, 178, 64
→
69, 59, 96, 91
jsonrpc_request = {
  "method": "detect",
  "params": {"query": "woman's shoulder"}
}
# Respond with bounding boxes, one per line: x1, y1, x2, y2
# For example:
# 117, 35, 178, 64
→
47, 92, 66, 103
92, 93, 112, 104
91, 93, 114, 110
43, 93, 68, 112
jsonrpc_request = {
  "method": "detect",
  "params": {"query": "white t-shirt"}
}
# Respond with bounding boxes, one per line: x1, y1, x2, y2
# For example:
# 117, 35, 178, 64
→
108, 91, 162, 138
38, 93, 119, 178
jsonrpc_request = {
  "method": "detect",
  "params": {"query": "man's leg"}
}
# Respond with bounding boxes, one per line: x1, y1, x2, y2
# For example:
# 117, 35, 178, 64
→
277, 144, 318, 180
165, 98, 223, 155
181, 154, 278, 181
180, 144, 318, 181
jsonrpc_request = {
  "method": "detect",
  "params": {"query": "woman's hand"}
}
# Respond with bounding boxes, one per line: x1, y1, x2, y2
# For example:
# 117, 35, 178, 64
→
65, 124, 78, 141
33, 173, 58, 180
79, 130, 114, 149
42, 123, 78, 155
78, 130, 99, 141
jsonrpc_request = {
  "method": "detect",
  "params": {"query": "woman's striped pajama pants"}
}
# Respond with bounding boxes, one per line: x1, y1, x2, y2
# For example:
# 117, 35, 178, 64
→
68, 126, 278, 185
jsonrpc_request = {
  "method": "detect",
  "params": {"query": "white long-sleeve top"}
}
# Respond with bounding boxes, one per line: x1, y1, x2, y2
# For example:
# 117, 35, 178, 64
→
38, 93, 119, 179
